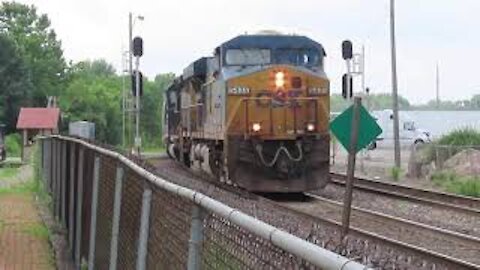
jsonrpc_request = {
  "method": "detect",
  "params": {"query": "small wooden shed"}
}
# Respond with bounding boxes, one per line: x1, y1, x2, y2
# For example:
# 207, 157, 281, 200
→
16, 107, 60, 161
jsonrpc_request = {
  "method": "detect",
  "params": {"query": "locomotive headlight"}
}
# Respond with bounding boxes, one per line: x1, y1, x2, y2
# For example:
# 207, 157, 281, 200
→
307, 123, 315, 132
252, 123, 261, 132
275, 72, 285, 88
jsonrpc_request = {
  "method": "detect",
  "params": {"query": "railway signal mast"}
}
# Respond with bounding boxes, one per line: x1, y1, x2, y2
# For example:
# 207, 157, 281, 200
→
341, 41, 366, 100
133, 36, 144, 154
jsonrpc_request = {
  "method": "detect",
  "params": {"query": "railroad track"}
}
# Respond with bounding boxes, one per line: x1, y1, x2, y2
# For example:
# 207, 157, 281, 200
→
276, 194, 480, 269
330, 172, 480, 215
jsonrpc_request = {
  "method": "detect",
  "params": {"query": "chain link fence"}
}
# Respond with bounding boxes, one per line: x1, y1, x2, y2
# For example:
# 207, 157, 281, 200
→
39, 136, 367, 270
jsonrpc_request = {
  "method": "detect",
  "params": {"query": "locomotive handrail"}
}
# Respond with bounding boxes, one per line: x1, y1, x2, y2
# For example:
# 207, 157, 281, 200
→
40, 135, 368, 270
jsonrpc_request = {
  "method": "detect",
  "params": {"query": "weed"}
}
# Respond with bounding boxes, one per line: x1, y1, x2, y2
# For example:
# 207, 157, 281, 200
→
389, 166, 402, 182
430, 171, 480, 198
0, 167, 19, 179
22, 223, 50, 239
5, 134, 21, 157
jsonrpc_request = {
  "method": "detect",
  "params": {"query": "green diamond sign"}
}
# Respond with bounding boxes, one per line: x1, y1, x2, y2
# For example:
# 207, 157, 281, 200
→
330, 104, 382, 153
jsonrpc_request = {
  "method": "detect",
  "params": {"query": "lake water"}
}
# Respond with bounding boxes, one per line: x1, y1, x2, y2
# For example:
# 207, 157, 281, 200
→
400, 111, 480, 139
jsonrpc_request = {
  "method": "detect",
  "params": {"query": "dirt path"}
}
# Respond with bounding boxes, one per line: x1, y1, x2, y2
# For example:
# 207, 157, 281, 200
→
0, 162, 55, 270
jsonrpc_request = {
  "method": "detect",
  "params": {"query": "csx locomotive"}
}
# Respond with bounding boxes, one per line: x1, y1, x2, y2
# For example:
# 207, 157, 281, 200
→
163, 33, 330, 192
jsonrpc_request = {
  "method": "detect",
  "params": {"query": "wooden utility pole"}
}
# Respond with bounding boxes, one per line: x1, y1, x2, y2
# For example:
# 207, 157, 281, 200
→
390, 0, 401, 168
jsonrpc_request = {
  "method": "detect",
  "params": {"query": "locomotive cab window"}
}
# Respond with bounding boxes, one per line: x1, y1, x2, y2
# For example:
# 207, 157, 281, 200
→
225, 49, 271, 66
274, 49, 322, 67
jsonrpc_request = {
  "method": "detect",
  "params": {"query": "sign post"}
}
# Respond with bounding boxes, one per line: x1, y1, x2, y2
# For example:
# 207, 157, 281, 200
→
330, 97, 382, 237
342, 96, 361, 237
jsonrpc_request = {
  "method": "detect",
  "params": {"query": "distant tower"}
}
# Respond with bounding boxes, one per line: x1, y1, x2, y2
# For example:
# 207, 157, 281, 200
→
436, 63, 440, 108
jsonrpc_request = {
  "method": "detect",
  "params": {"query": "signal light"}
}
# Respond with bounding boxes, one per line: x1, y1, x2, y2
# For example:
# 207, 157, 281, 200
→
342, 73, 353, 99
275, 71, 285, 88
131, 71, 144, 96
342, 40, 353, 60
133, 36, 143, 57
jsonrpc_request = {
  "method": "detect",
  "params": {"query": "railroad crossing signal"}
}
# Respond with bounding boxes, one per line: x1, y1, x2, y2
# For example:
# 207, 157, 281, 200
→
330, 103, 382, 153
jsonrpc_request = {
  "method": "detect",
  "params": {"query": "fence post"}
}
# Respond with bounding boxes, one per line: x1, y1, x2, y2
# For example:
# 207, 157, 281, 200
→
57, 140, 62, 221
61, 140, 67, 226
88, 156, 101, 270
75, 146, 85, 269
136, 188, 152, 270
49, 138, 54, 193
43, 139, 51, 188
69, 142, 76, 255
53, 139, 59, 219
187, 205, 205, 270
109, 167, 124, 270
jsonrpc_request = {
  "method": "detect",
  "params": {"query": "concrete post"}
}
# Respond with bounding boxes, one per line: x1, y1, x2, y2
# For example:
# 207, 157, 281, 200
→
75, 146, 85, 269
187, 205, 205, 270
69, 143, 76, 255
136, 189, 152, 270
88, 157, 101, 270
61, 140, 67, 226
109, 167, 125, 270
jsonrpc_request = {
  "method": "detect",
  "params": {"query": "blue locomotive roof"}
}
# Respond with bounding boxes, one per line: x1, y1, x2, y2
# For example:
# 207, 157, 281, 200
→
219, 35, 325, 55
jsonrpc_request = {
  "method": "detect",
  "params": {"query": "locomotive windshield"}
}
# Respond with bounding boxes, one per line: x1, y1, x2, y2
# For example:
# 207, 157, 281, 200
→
226, 49, 271, 65
274, 49, 321, 66
225, 48, 322, 67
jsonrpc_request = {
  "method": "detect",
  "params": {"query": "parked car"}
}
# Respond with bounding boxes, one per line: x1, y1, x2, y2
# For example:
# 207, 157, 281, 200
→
370, 110, 431, 149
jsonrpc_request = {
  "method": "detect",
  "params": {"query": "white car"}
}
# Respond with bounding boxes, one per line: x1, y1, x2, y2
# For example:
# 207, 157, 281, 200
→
370, 110, 431, 149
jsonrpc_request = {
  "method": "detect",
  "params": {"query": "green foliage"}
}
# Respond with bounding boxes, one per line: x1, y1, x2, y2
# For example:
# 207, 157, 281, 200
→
0, 2, 67, 104
331, 93, 410, 112
60, 59, 174, 146
437, 128, 480, 146
431, 172, 480, 198
60, 60, 123, 144
0, 34, 33, 133
389, 166, 402, 181
0, 167, 18, 178
0, 2, 66, 134
414, 94, 480, 111
5, 133, 21, 157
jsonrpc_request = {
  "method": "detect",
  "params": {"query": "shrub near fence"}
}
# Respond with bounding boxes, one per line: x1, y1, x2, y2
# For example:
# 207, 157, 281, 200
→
38, 135, 366, 270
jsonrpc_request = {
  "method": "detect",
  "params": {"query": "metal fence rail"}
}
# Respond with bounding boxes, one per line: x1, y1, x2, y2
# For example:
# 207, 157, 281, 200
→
39, 135, 367, 270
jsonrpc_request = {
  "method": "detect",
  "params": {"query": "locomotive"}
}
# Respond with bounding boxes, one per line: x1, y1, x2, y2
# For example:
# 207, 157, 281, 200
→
163, 33, 330, 192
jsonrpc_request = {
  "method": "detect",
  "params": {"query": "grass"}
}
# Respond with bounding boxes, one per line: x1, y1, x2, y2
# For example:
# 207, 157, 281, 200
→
431, 171, 480, 198
0, 166, 19, 179
5, 133, 21, 157
389, 166, 402, 182
423, 128, 480, 162
22, 223, 50, 240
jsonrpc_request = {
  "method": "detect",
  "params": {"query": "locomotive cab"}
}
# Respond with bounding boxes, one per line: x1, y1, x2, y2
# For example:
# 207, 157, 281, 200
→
164, 33, 330, 192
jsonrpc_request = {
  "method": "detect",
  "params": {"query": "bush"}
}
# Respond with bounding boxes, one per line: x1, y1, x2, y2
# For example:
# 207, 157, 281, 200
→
437, 128, 480, 146
431, 171, 480, 198
5, 133, 21, 157
421, 128, 480, 163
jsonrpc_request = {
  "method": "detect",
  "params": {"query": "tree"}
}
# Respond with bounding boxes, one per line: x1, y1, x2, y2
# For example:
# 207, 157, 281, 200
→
0, 2, 66, 105
0, 34, 33, 133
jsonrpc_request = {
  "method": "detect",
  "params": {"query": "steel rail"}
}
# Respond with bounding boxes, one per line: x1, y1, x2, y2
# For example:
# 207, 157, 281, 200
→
44, 135, 368, 270
274, 195, 480, 270
330, 172, 480, 215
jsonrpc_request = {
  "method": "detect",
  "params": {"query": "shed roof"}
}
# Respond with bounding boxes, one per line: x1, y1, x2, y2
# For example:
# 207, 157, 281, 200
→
16, 108, 60, 130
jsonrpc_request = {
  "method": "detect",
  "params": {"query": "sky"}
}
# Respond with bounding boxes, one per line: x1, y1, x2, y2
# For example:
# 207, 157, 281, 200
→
14, 0, 480, 104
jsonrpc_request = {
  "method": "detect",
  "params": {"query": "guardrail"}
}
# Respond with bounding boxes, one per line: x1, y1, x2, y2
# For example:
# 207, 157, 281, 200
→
39, 135, 367, 270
